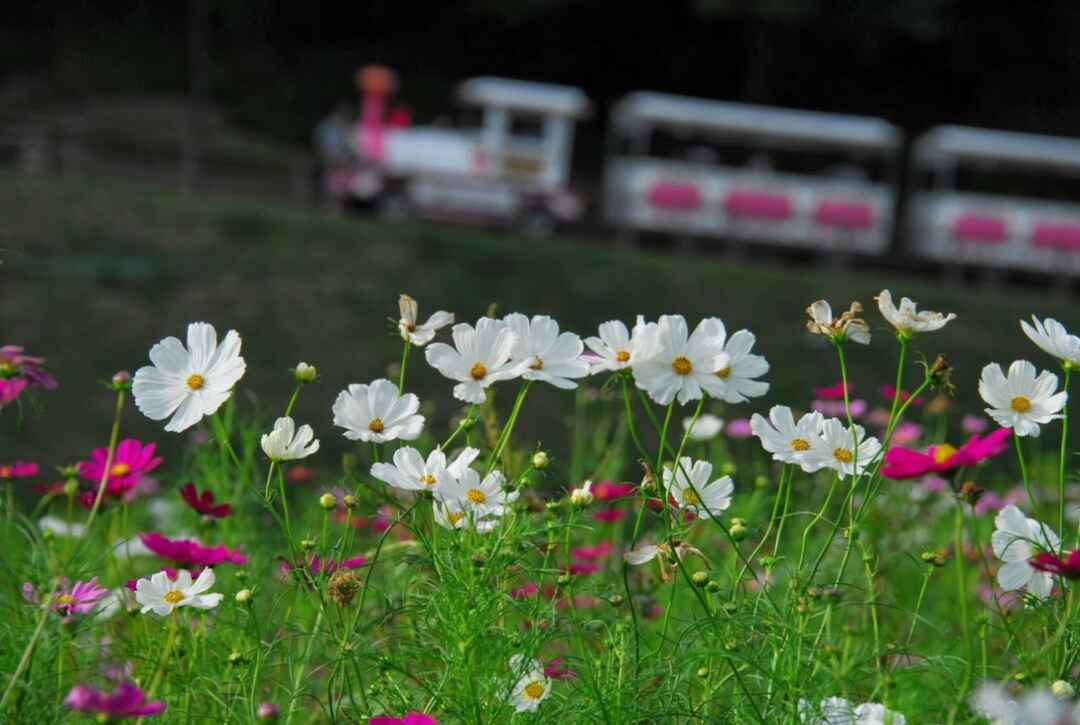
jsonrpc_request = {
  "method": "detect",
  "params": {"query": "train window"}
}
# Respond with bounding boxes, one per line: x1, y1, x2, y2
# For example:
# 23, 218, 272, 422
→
509, 116, 544, 140
953, 164, 1080, 202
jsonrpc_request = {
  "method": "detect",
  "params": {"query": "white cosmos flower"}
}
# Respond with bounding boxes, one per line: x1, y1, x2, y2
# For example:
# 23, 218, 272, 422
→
632, 315, 728, 405
332, 378, 424, 444
398, 294, 454, 347
804, 418, 881, 479
584, 317, 650, 373
437, 467, 512, 518
663, 457, 734, 519
972, 682, 1080, 725
260, 417, 320, 461
132, 322, 247, 433
979, 361, 1067, 438
1021, 316, 1080, 368
683, 413, 724, 441
751, 405, 825, 469
38, 516, 86, 538
509, 655, 551, 713
800, 697, 906, 724
806, 301, 871, 345
134, 568, 223, 616
504, 313, 589, 389
991, 504, 1059, 599
370, 446, 480, 494
696, 318, 770, 403
424, 318, 521, 404
875, 290, 956, 336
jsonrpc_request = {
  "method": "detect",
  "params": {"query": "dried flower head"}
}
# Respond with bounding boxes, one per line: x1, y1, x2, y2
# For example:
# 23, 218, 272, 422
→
327, 570, 362, 606
805, 301, 870, 346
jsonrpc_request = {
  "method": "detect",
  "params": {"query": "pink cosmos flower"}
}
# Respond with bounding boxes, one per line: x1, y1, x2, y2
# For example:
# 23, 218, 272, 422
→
0, 377, 29, 407
725, 418, 753, 439
962, 415, 990, 434
511, 582, 539, 599
0, 345, 58, 390
139, 532, 248, 566
572, 542, 613, 561
369, 713, 437, 725
591, 509, 626, 523
544, 657, 577, 680
1030, 550, 1080, 579
180, 483, 232, 519
891, 422, 923, 446
921, 476, 947, 494
811, 399, 868, 418
54, 577, 109, 617
973, 488, 1025, 517
287, 465, 317, 483
64, 682, 166, 719
881, 428, 1011, 480
880, 385, 924, 407
566, 561, 600, 576
0, 461, 38, 480
79, 440, 163, 498
591, 481, 636, 502
814, 381, 851, 400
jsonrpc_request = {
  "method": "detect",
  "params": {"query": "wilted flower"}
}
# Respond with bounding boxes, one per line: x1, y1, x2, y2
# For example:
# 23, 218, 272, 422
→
979, 361, 1067, 438
261, 416, 320, 461
327, 569, 363, 605
332, 379, 424, 443
424, 318, 521, 403
64, 681, 165, 719
135, 568, 223, 616
398, 294, 454, 347
875, 290, 955, 338
132, 322, 247, 433
805, 301, 870, 345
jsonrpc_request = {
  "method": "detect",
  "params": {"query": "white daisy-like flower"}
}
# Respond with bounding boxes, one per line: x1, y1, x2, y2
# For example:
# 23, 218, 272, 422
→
370, 446, 480, 493
509, 655, 551, 713
132, 322, 247, 433
696, 318, 770, 403
972, 682, 1080, 725
806, 301, 871, 345
260, 416, 320, 462
663, 457, 734, 519
632, 315, 728, 405
1021, 316, 1080, 369
683, 413, 724, 441
424, 318, 521, 404
398, 294, 454, 347
750, 405, 825, 469
804, 418, 881, 479
134, 568, 223, 616
504, 313, 589, 389
584, 317, 651, 374
38, 516, 86, 538
979, 361, 1067, 438
991, 504, 1060, 599
800, 697, 906, 724
437, 467, 512, 517
875, 290, 956, 337
332, 378, 424, 444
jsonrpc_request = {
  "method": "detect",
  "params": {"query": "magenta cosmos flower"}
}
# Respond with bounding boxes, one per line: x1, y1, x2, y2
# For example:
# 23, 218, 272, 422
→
0, 345, 58, 389
1031, 550, 1080, 579
79, 439, 163, 497
64, 681, 165, 719
180, 483, 232, 518
54, 577, 109, 617
881, 427, 1011, 480
0, 461, 38, 480
592, 481, 636, 502
813, 381, 851, 400
369, 713, 438, 725
139, 532, 247, 566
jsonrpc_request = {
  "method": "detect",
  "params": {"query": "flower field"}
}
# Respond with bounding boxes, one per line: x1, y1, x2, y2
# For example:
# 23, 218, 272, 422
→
5, 173, 1080, 723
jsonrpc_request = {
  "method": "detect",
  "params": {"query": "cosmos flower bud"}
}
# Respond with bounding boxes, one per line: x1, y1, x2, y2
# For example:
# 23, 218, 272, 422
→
235, 589, 252, 604
706, 580, 723, 594
294, 362, 317, 384
920, 550, 949, 567
228, 651, 245, 666
1051, 680, 1074, 698
696, 666, 709, 679
318, 493, 337, 510
532, 451, 549, 470
300, 537, 316, 551
608, 594, 624, 606
729, 518, 747, 541
63, 479, 80, 496
257, 702, 280, 720
342, 495, 358, 510
110, 371, 132, 391
569, 480, 594, 508
691, 571, 709, 586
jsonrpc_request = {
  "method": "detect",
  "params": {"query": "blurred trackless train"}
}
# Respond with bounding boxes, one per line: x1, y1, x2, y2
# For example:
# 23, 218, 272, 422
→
323, 68, 1080, 275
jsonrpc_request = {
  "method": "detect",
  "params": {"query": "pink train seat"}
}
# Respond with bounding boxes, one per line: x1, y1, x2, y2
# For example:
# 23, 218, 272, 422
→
814, 200, 874, 230
951, 214, 1007, 244
724, 190, 794, 220
1032, 222, 1080, 251
647, 182, 703, 211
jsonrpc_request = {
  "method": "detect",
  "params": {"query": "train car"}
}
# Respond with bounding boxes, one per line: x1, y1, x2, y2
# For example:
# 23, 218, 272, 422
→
905, 125, 1080, 276
330, 68, 590, 235
603, 92, 903, 254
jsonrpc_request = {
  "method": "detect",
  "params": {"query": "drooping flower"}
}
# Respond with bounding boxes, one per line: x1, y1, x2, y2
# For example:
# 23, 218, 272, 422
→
875, 290, 955, 337
179, 483, 232, 519
805, 300, 871, 345
509, 655, 552, 713
134, 568, 223, 616
0, 461, 38, 480
1021, 315, 1080, 368
696, 318, 770, 403
504, 313, 589, 389
750, 405, 824, 468
683, 413, 724, 441
53, 577, 109, 617
992, 505, 1060, 599
881, 428, 1011, 480
1030, 549, 1080, 579
332, 379, 424, 444
78, 439, 163, 498
132, 322, 246, 433
663, 457, 733, 519
804, 418, 882, 479
138, 532, 248, 566
631, 315, 728, 405
424, 317, 521, 403
979, 361, 1067, 438
64, 681, 166, 719
261, 416, 320, 461
398, 294, 454, 347
370, 446, 478, 494
584, 317, 649, 373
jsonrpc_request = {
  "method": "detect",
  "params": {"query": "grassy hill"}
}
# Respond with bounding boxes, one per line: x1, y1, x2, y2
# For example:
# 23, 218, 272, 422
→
2, 170, 1076, 478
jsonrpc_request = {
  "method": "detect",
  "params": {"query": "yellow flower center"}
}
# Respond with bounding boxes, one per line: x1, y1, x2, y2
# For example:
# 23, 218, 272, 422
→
368, 418, 385, 433
615, 350, 631, 363
833, 448, 854, 464
715, 366, 731, 380
186, 373, 205, 391
470, 362, 487, 380
791, 438, 810, 452
671, 356, 693, 376
466, 489, 487, 504
933, 444, 957, 465
56, 594, 75, 605
447, 511, 465, 525
110, 463, 132, 477
529, 357, 544, 371
683, 489, 702, 506
420, 474, 437, 486
163, 590, 186, 604
1010, 396, 1032, 413
524, 681, 546, 700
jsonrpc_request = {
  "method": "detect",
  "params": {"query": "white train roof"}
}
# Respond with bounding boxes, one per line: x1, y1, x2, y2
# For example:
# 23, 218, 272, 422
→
457, 77, 590, 118
611, 91, 901, 152
913, 125, 1080, 171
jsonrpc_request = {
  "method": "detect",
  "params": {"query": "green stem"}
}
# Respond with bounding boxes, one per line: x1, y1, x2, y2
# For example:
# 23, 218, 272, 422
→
81, 389, 126, 537
398, 340, 411, 394
1058, 366, 1071, 544
486, 381, 532, 473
